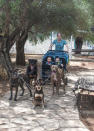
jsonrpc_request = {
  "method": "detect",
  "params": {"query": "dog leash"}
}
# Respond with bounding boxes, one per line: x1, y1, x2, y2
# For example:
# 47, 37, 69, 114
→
18, 75, 32, 90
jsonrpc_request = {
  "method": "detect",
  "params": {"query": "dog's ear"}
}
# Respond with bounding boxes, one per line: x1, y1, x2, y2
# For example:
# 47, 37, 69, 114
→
39, 79, 43, 85
40, 79, 44, 86
33, 80, 37, 87
36, 79, 43, 85
55, 66, 58, 71
41, 86, 43, 89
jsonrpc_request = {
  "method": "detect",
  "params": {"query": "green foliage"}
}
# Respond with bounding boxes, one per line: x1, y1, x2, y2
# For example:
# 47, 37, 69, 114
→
79, 0, 94, 42
0, 0, 94, 42
0, 0, 6, 8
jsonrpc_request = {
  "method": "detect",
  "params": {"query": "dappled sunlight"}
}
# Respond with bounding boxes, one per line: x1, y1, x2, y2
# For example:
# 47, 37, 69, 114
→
69, 61, 94, 70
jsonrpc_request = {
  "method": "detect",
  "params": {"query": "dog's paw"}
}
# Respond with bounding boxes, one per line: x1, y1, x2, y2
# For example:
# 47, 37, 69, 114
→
9, 97, 12, 100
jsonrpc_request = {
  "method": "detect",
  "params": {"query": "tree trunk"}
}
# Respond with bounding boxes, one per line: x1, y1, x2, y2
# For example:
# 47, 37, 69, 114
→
0, 36, 13, 79
16, 32, 28, 66
16, 41, 25, 66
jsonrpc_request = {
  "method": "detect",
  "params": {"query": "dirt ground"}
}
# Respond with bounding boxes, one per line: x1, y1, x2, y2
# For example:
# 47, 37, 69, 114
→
0, 54, 94, 131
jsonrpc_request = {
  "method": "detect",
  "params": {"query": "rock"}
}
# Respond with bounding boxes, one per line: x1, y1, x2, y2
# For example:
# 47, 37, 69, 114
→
37, 118, 59, 130
60, 128, 89, 131
31, 127, 45, 131
59, 120, 86, 128
0, 124, 10, 129
0, 118, 9, 124
10, 118, 31, 125
9, 128, 22, 131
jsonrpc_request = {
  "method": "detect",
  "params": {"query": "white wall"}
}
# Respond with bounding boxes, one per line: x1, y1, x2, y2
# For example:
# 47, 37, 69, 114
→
10, 38, 93, 55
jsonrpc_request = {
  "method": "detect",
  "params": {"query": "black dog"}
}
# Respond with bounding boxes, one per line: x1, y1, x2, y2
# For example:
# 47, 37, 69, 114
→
9, 70, 32, 101
34, 79, 44, 108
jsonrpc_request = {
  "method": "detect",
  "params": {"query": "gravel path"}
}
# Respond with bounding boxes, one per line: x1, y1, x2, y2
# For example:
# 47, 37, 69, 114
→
0, 70, 92, 131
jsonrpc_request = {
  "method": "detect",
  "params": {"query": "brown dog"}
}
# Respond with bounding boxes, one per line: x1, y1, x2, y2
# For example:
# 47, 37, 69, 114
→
33, 80, 44, 108
58, 67, 66, 92
51, 65, 65, 95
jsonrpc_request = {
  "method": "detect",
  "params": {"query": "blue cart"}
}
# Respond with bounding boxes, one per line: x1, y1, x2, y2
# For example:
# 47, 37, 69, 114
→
42, 50, 69, 82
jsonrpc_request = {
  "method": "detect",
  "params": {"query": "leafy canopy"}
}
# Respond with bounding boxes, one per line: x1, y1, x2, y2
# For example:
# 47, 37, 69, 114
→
0, 0, 93, 41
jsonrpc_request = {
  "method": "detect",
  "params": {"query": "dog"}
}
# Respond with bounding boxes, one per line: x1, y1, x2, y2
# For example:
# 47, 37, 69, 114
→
9, 70, 32, 101
58, 66, 66, 91
51, 65, 61, 95
51, 65, 65, 95
26, 63, 37, 86
33, 79, 44, 108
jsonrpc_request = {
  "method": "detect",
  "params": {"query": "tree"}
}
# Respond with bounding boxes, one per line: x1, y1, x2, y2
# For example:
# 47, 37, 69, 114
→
0, 0, 91, 79
16, 30, 28, 65
74, 0, 94, 41
0, 0, 22, 76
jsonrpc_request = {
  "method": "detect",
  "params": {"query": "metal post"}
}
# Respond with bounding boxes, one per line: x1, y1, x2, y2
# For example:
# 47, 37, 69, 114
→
69, 35, 73, 59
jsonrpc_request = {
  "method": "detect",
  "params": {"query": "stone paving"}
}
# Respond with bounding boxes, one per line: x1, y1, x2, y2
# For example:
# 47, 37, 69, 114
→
0, 72, 91, 131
